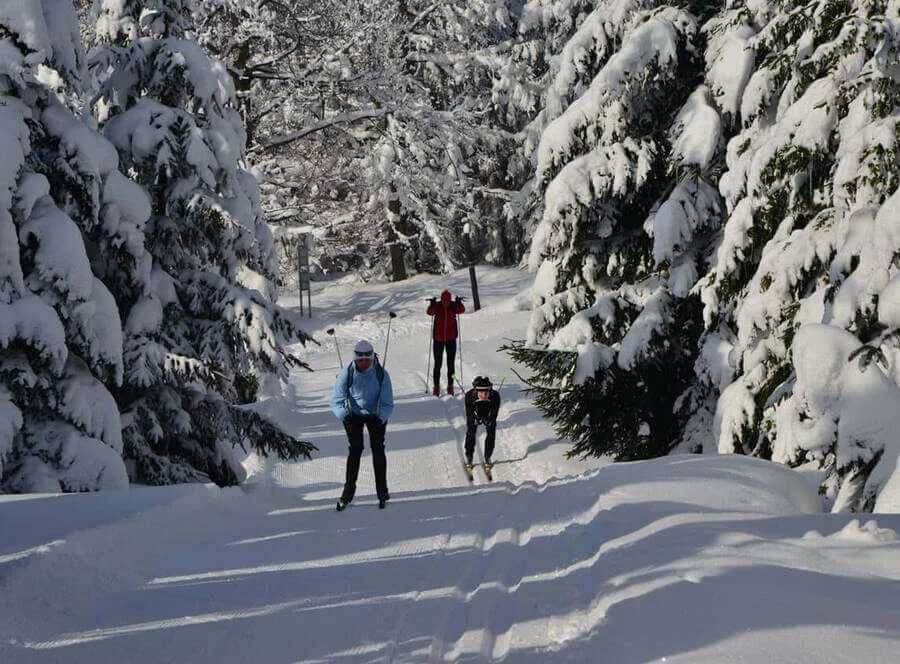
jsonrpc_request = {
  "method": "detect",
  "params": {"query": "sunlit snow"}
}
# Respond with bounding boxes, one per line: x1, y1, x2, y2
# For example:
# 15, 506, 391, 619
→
2, 268, 899, 662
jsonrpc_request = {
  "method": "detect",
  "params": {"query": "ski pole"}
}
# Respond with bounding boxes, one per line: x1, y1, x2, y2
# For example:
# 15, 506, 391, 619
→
425, 300, 435, 394
326, 328, 342, 369
455, 310, 464, 387
383, 311, 397, 367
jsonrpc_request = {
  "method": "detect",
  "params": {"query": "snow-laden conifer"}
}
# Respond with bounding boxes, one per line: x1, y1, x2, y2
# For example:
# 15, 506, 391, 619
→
508, 0, 722, 461
696, 0, 900, 511
507, 0, 900, 510
1, 0, 130, 491
88, 0, 315, 486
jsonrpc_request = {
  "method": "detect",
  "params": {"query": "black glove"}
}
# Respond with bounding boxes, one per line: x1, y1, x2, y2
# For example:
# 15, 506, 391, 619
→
342, 414, 352, 425
455, 296, 465, 302
428, 297, 436, 304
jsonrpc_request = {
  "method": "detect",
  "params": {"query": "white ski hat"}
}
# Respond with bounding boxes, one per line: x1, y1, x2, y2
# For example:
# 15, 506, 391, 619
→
353, 339, 374, 357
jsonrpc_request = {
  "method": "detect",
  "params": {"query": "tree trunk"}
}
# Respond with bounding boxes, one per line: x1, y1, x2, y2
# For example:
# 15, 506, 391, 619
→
387, 184, 407, 282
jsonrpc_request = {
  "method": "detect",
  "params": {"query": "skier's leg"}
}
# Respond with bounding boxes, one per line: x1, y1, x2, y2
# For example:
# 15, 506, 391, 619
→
368, 418, 389, 500
432, 341, 444, 391
464, 415, 477, 464
342, 417, 364, 502
446, 340, 457, 389
484, 422, 497, 462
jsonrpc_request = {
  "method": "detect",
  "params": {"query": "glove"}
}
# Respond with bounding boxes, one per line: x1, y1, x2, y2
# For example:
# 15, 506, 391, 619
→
428, 297, 436, 304
342, 415, 352, 425
455, 296, 465, 302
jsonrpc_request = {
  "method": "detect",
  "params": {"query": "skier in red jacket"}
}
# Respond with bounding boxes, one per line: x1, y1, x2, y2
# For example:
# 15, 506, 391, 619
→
427, 290, 465, 396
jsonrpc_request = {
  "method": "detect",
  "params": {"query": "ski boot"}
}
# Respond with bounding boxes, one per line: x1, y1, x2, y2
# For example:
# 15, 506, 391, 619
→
447, 383, 454, 396
336, 497, 351, 512
432, 386, 440, 397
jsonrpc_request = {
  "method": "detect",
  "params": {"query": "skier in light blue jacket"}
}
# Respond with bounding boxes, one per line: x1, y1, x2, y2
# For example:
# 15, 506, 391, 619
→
330, 339, 394, 510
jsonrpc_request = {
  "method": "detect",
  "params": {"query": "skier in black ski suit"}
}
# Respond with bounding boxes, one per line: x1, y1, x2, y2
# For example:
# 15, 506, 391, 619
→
464, 376, 500, 468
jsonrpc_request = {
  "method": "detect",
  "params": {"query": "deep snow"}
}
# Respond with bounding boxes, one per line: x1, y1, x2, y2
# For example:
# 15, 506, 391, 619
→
1, 267, 899, 663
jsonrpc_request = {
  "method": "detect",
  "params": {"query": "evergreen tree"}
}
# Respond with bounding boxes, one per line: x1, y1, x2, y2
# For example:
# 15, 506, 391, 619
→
509, 0, 900, 510
696, 0, 900, 511
508, 0, 721, 461
88, 0, 315, 486
1, 0, 132, 491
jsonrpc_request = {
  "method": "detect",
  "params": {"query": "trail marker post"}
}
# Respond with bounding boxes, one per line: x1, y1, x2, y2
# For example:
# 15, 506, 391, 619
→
468, 264, 481, 311
298, 233, 312, 317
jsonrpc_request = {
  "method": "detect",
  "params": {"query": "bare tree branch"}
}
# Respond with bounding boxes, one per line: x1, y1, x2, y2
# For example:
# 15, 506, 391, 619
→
253, 108, 389, 153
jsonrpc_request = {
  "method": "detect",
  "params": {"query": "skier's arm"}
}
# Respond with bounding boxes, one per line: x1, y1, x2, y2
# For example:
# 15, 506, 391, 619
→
329, 367, 351, 421
488, 392, 501, 424
464, 390, 475, 418
454, 299, 466, 314
377, 372, 394, 423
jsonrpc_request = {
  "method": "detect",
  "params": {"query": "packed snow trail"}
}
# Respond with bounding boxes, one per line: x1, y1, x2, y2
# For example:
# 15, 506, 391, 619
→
254, 267, 586, 498
2, 268, 899, 663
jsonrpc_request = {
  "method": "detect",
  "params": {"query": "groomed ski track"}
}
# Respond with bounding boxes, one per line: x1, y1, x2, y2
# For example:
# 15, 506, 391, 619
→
236, 267, 609, 662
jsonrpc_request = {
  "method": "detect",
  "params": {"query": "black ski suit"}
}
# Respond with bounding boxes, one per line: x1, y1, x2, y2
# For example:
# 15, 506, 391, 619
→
464, 388, 501, 462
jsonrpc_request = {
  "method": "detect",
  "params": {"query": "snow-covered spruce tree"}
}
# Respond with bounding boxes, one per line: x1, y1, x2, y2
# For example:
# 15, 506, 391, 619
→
506, 0, 724, 460
1, 0, 134, 491
87, 0, 315, 486
696, 0, 900, 511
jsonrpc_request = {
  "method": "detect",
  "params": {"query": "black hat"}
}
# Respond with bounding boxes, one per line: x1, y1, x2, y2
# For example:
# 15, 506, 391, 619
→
473, 376, 492, 389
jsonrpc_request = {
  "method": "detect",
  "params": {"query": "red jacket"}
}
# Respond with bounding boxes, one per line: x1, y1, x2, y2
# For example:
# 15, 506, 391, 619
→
427, 299, 465, 342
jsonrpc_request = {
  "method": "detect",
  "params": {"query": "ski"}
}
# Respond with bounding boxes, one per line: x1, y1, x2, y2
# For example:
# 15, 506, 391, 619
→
338, 498, 387, 511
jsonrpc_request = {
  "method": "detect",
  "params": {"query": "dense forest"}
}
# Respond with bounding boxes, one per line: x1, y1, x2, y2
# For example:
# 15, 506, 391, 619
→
2, 0, 898, 511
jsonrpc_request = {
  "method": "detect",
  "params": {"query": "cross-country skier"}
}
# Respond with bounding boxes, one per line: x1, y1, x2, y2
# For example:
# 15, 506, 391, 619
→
427, 290, 465, 396
330, 340, 394, 510
464, 376, 500, 472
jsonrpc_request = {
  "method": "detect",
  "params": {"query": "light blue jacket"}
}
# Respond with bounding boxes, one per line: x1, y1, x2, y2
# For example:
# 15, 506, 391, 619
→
330, 362, 394, 423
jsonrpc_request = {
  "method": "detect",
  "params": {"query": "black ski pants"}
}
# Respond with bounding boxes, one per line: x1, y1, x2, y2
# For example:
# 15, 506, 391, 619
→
464, 415, 496, 462
432, 340, 457, 388
341, 414, 389, 502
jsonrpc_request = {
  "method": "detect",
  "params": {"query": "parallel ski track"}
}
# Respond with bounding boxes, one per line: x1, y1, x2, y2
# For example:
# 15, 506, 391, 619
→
417, 372, 473, 483
426, 384, 529, 661
460, 482, 537, 662
427, 485, 518, 662
381, 374, 503, 663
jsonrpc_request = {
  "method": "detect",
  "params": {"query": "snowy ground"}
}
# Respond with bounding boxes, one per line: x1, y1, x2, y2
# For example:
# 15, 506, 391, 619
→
2, 267, 899, 663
